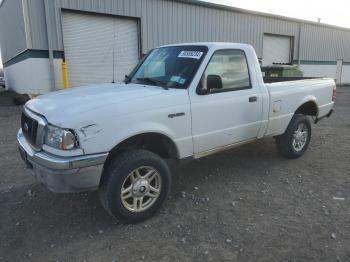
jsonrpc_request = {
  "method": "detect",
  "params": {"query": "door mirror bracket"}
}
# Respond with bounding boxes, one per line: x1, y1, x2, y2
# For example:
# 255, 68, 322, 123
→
197, 74, 223, 95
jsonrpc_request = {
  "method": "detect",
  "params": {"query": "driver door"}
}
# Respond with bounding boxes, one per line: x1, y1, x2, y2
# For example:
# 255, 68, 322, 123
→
189, 49, 262, 154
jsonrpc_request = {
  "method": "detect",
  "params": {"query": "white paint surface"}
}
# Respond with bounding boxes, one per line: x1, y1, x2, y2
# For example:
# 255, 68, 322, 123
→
4, 57, 63, 94
262, 34, 292, 66
299, 64, 337, 79
62, 12, 139, 87
299, 63, 350, 84
340, 65, 350, 84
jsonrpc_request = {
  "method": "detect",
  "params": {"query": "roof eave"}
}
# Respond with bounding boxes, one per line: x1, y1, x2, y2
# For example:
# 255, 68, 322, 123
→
171, 0, 350, 32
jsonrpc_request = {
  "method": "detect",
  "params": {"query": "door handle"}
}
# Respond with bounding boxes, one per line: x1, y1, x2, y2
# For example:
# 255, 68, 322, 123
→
249, 96, 258, 103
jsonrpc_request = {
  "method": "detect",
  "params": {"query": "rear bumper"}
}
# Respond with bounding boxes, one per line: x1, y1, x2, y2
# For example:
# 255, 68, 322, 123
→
17, 129, 108, 193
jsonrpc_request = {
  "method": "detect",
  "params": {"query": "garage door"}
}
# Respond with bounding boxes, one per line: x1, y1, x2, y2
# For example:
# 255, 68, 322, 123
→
62, 12, 139, 87
262, 34, 292, 66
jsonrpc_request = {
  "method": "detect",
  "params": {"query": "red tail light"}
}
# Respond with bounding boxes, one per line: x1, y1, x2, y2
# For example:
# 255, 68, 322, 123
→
332, 84, 336, 101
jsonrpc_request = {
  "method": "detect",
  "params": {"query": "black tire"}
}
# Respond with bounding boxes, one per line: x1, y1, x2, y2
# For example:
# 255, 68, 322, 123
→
275, 114, 312, 159
99, 149, 171, 223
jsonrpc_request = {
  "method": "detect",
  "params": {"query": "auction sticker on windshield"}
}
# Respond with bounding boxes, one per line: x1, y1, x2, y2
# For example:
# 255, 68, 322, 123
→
178, 51, 203, 59
170, 76, 186, 84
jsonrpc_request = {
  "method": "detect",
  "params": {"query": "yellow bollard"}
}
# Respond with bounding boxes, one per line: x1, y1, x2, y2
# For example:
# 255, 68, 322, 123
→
62, 62, 69, 89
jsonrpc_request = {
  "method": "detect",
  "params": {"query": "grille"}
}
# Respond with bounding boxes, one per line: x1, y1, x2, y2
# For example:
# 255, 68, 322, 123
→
21, 112, 39, 147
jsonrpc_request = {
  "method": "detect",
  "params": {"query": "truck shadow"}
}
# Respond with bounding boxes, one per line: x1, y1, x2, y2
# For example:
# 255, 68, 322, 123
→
0, 137, 291, 255
171, 137, 284, 190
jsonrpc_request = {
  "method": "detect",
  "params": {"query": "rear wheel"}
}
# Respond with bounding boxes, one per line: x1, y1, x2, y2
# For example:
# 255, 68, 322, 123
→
276, 114, 311, 158
99, 150, 171, 223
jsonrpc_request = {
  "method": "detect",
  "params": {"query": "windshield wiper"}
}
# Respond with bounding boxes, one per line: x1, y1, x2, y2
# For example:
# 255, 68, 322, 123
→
124, 75, 131, 84
136, 77, 168, 90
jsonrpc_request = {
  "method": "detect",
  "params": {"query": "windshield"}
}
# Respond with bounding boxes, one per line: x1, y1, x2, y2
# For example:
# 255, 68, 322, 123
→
129, 45, 208, 89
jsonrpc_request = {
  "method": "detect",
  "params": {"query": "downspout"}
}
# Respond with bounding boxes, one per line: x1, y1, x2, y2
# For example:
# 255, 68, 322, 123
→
297, 22, 303, 66
43, 0, 55, 91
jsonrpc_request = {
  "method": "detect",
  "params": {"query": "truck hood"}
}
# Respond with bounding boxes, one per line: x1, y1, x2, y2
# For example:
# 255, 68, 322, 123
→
26, 83, 182, 125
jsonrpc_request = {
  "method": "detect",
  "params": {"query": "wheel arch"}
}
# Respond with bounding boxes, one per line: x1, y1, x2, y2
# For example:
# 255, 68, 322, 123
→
104, 132, 180, 169
295, 97, 319, 117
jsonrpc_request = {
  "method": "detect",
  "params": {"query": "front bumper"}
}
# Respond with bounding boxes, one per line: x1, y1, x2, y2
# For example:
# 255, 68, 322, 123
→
17, 129, 108, 193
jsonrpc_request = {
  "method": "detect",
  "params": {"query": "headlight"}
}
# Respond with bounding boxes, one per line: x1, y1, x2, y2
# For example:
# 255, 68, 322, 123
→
44, 125, 78, 150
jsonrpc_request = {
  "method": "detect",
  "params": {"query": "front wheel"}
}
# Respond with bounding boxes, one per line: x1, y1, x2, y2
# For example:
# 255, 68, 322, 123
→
99, 150, 171, 223
275, 114, 312, 158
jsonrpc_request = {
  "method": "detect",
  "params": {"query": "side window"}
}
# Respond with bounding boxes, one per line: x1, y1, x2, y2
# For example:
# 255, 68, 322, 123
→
200, 49, 251, 93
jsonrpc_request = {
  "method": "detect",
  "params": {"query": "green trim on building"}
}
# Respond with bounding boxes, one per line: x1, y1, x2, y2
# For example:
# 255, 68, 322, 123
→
3, 49, 64, 67
295, 60, 350, 65
293, 60, 337, 65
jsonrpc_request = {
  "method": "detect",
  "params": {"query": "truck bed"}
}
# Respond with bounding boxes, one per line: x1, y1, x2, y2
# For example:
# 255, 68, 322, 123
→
264, 78, 335, 136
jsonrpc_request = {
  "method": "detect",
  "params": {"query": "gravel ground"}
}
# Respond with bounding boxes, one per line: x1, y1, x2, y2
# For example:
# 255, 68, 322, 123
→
0, 87, 349, 262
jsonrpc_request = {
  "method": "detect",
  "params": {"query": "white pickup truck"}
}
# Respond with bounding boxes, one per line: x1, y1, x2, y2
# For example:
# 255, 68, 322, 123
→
18, 42, 335, 222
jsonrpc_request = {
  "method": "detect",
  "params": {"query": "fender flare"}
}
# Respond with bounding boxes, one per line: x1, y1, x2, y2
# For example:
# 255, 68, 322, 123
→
295, 95, 319, 117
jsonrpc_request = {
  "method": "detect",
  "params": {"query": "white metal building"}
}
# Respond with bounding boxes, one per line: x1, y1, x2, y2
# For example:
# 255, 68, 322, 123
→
0, 0, 350, 95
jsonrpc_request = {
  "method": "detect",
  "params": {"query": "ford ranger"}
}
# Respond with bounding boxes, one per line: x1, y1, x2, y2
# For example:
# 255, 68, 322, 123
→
18, 43, 335, 222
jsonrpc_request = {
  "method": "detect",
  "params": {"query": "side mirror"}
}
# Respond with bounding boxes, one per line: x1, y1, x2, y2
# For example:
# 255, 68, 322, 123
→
207, 75, 222, 91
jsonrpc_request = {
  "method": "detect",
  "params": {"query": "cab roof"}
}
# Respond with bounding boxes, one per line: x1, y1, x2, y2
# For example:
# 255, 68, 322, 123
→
160, 42, 252, 49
